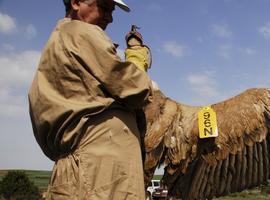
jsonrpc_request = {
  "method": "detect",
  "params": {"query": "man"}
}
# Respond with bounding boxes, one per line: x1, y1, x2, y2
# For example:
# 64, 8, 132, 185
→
28, 0, 153, 199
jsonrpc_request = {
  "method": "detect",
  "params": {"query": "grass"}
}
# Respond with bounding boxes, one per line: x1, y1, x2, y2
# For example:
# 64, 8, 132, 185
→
217, 186, 270, 199
153, 174, 163, 180
0, 171, 162, 190
0, 170, 269, 199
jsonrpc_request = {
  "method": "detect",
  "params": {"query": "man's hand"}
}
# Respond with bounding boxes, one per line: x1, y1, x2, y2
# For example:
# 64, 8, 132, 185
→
125, 25, 152, 72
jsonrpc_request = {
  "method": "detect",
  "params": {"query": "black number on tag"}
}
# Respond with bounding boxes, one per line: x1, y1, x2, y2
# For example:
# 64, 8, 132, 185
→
203, 112, 213, 135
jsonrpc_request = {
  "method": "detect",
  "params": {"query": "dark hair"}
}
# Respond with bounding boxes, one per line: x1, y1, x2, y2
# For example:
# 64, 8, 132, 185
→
63, 0, 72, 13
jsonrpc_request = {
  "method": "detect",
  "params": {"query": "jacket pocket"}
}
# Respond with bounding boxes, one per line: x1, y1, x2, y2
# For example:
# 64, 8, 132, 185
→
46, 182, 76, 200
79, 153, 130, 199
46, 154, 79, 199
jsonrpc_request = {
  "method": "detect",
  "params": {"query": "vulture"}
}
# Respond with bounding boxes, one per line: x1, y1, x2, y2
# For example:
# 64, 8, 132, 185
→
143, 88, 270, 200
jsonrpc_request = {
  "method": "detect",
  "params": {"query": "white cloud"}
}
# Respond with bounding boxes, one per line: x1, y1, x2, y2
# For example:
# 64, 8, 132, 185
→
217, 44, 233, 59
0, 50, 40, 86
0, 12, 16, 34
25, 24, 37, 39
217, 45, 256, 59
211, 24, 232, 38
259, 22, 270, 40
0, 12, 37, 39
0, 92, 25, 117
0, 50, 41, 117
187, 72, 219, 99
163, 41, 186, 58
197, 37, 204, 43
240, 47, 257, 55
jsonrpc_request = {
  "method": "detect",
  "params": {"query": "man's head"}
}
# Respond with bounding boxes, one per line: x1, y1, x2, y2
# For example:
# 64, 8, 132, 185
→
63, 0, 129, 30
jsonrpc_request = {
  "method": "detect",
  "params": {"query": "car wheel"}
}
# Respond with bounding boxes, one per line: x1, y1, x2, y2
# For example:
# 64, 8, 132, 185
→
145, 192, 152, 200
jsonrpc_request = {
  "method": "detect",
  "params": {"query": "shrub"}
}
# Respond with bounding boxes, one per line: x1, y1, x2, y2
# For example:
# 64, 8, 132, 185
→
0, 171, 41, 200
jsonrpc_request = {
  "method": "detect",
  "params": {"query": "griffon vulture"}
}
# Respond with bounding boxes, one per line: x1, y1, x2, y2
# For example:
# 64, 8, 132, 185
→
143, 88, 270, 199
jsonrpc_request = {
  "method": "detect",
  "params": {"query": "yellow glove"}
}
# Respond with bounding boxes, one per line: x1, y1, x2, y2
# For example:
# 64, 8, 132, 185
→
125, 45, 151, 72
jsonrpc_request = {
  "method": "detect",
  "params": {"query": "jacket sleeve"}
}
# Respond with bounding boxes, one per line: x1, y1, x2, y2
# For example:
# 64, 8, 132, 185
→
60, 21, 153, 109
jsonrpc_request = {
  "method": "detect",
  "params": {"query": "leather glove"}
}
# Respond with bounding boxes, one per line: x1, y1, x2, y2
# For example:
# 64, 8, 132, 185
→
125, 25, 152, 72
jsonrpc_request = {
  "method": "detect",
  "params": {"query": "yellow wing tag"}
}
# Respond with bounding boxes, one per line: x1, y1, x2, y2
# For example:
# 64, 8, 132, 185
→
198, 106, 218, 139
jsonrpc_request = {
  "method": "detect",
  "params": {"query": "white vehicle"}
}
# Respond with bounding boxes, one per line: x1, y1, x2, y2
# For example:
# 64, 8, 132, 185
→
146, 180, 160, 200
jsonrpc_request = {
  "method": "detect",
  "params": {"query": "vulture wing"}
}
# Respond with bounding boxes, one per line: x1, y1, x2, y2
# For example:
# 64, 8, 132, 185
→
143, 88, 270, 199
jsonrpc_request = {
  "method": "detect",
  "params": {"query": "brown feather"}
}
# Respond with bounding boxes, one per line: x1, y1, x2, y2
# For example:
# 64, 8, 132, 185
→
239, 146, 247, 191
225, 154, 235, 194
143, 88, 270, 199
246, 145, 253, 188
213, 160, 222, 197
218, 156, 229, 196
188, 158, 207, 199
233, 151, 242, 192
262, 138, 270, 182
252, 143, 259, 187
199, 164, 211, 199
257, 142, 264, 185
204, 164, 216, 199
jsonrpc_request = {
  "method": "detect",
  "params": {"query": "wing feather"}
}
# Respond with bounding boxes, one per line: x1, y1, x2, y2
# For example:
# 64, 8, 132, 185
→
262, 139, 270, 182
257, 143, 264, 184
240, 146, 248, 190
144, 88, 270, 199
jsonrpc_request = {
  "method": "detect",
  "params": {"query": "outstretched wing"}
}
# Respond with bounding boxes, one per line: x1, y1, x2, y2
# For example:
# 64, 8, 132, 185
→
143, 88, 270, 199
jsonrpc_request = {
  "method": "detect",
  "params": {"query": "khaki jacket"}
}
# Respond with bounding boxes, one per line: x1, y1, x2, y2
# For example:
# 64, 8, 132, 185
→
28, 19, 152, 161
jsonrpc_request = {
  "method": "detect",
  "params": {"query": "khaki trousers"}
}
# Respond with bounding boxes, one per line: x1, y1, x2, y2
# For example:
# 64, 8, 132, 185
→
46, 109, 145, 200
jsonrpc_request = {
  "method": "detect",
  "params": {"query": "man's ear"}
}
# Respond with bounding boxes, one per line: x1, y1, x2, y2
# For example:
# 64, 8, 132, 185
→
71, 0, 80, 11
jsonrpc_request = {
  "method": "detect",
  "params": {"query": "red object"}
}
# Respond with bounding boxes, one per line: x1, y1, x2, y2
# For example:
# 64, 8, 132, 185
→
152, 185, 168, 198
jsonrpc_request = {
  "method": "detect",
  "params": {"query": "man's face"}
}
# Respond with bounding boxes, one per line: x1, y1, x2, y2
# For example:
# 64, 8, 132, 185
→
71, 0, 115, 30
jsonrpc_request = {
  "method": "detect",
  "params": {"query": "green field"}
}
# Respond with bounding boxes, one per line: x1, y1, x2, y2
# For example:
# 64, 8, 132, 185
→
0, 170, 269, 199
0, 170, 51, 191
1, 170, 161, 190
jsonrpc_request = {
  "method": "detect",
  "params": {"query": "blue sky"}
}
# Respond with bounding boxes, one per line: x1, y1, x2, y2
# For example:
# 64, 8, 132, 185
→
0, 0, 270, 171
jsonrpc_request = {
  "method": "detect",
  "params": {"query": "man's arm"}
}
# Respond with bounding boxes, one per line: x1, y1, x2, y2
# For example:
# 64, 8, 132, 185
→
60, 20, 153, 108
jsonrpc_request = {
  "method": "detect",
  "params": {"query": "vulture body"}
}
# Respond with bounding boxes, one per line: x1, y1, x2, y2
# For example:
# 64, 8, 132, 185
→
143, 88, 270, 200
